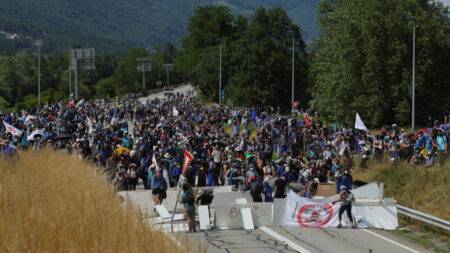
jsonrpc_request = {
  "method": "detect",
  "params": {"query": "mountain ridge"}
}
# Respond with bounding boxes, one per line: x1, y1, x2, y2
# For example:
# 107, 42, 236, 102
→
0, 0, 319, 52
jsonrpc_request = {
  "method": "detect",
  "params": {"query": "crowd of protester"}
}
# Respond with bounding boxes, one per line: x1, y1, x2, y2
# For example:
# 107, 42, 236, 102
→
1, 92, 448, 203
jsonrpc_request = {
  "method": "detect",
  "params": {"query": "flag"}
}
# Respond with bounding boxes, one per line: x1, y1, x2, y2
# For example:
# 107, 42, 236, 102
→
3, 121, 22, 137
355, 113, 368, 132
86, 117, 94, 134
305, 113, 311, 129
76, 99, 85, 108
152, 153, 158, 166
182, 150, 193, 174
245, 153, 254, 159
27, 129, 45, 141
172, 106, 179, 117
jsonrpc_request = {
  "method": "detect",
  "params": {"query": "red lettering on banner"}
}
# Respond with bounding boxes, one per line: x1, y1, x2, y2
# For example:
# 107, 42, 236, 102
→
297, 203, 333, 228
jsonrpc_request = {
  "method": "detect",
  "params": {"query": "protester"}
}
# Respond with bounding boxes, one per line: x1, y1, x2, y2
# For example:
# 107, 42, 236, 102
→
334, 185, 356, 229
180, 183, 196, 232
249, 176, 263, 202
0, 89, 447, 204
151, 170, 167, 205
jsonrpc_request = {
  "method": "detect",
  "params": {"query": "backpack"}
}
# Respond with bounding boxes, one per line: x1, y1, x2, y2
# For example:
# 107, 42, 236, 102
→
183, 190, 195, 205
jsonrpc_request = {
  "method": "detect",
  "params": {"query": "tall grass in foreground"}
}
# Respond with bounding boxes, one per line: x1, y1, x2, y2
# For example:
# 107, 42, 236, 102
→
0, 150, 183, 253
353, 160, 449, 221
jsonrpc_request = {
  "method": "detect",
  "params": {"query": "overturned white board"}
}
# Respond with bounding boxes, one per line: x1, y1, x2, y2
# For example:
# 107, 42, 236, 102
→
211, 192, 252, 208
215, 203, 273, 229
241, 208, 254, 230
236, 198, 248, 204
198, 205, 211, 230
155, 205, 171, 219
363, 204, 398, 230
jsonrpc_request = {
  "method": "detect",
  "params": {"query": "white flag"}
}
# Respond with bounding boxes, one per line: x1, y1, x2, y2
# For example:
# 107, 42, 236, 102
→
27, 129, 45, 141
86, 116, 94, 134
3, 121, 22, 137
172, 106, 179, 117
355, 113, 368, 132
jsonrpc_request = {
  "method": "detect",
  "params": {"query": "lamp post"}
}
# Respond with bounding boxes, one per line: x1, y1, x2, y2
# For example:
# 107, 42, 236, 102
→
291, 36, 295, 115
164, 63, 173, 90
407, 17, 416, 132
219, 42, 222, 104
35, 40, 42, 107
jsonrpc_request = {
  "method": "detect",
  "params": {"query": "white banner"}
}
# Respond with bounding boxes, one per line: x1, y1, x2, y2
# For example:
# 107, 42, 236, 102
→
27, 129, 45, 141
285, 191, 343, 228
3, 121, 22, 137
285, 191, 397, 229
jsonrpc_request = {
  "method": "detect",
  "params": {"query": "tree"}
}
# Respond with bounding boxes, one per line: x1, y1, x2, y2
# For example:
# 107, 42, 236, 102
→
311, 0, 450, 127
227, 7, 310, 111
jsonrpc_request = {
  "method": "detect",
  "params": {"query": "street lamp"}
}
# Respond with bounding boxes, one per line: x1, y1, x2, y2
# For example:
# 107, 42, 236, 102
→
164, 63, 173, 90
219, 42, 222, 104
137, 58, 151, 93
34, 40, 42, 107
291, 35, 295, 115
407, 17, 417, 132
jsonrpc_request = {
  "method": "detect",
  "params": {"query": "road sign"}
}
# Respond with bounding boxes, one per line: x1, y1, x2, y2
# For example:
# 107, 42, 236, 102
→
70, 48, 95, 70
137, 58, 151, 72
291, 101, 300, 109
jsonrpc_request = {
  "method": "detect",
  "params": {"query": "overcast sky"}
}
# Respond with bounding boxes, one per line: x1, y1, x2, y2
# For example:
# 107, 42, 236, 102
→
442, 0, 450, 6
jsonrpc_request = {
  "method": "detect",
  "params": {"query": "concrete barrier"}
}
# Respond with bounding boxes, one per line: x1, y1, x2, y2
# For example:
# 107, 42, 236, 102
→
215, 203, 273, 229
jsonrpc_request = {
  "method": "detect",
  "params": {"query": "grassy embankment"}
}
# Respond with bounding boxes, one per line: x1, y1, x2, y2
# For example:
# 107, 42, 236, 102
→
353, 161, 449, 221
0, 150, 184, 253
353, 160, 449, 252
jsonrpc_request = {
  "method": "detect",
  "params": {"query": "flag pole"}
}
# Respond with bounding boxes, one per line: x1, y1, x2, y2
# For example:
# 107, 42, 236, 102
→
170, 150, 193, 232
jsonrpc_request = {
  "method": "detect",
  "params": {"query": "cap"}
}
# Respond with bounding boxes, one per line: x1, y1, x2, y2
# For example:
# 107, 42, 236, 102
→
340, 185, 347, 190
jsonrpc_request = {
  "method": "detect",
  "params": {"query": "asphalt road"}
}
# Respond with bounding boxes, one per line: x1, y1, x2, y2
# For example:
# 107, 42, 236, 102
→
120, 189, 431, 253
139, 84, 196, 103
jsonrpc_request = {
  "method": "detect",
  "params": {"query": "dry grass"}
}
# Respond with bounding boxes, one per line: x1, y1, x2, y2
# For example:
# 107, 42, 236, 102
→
0, 150, 184, 253
353, 160, 450, 221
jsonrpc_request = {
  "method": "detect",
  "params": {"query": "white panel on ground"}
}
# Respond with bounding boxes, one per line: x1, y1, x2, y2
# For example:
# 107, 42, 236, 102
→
236, 198, 248, 204
155, 205, 171, 219
198, 205, 211, 230
241, 207, 254, 230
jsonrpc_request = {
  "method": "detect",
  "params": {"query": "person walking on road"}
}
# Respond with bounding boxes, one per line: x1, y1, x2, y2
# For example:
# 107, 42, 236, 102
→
180, 183, 196, 232
334, 185, 356, 229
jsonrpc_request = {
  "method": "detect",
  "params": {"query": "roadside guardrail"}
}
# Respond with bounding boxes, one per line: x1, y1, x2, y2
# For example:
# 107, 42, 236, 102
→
397, 204, 450, 230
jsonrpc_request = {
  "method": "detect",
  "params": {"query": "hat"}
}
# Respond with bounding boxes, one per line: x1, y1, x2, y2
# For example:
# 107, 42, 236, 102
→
340, 185, 347, 190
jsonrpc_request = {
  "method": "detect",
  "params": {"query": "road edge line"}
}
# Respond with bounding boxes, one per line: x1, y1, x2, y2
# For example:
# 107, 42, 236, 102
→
260, 226, 312, 253
362, 229, 423, 253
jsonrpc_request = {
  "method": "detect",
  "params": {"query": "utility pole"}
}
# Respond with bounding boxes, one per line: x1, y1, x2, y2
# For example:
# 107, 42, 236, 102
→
164, 63, 173, 90
35, 40, 42, 107
69, 47, 72, 98
407, 17, 416, 132
412, 24, 416, 133
219, 42, 222, 104
291, 36, 295, 114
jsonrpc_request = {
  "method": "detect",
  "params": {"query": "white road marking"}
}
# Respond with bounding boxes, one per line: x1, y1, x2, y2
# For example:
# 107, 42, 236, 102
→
260, 226, 312, 253
362, 229, 423, 253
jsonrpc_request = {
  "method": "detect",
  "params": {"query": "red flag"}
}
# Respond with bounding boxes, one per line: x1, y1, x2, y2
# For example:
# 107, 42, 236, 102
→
182, 150, 193, 174
305, 113, 311, 129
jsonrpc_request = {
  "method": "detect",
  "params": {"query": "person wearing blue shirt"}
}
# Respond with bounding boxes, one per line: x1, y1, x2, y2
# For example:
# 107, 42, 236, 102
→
336, 170, 352, 194
262, 180, 273, 202
151, 170, 167, 205
436, 129, 447, 165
